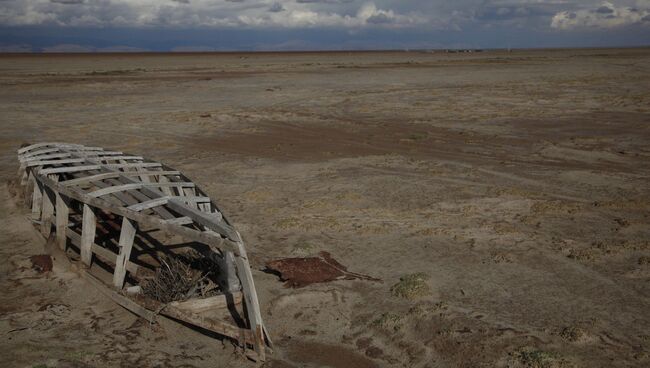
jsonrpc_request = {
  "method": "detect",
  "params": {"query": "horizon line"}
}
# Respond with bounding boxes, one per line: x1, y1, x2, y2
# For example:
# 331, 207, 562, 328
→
1, 45, 649, 56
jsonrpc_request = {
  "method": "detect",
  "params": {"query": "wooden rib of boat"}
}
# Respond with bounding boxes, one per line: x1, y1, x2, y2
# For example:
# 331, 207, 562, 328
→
16, 142, 272, 361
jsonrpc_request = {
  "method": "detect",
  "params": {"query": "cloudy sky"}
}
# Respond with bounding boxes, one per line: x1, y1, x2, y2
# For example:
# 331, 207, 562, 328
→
0, 0, 648, 51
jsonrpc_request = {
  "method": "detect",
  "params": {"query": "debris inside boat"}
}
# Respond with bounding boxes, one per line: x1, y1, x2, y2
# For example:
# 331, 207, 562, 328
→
16, 142, 272, 362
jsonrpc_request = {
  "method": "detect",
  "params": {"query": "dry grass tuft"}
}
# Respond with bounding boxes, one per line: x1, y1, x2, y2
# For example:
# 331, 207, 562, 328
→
390, 272, 431, 300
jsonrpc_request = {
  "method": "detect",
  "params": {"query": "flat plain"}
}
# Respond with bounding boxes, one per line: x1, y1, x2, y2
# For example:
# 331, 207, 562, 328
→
0, 48, 649, 367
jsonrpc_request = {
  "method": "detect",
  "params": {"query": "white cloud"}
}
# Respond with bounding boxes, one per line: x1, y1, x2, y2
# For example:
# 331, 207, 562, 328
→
0, 0, 648, 31
0, 0, 425, 28
551, 1, 650, 29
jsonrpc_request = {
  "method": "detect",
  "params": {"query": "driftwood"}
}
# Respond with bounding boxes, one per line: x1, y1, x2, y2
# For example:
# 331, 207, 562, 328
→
16, 142, 271, 361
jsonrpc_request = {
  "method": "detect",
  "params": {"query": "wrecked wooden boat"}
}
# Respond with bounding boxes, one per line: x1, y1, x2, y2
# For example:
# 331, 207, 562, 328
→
16, 142, 272, 361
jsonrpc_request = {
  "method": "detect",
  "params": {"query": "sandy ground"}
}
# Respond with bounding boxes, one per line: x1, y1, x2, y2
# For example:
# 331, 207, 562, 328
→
0, 48, 649, 368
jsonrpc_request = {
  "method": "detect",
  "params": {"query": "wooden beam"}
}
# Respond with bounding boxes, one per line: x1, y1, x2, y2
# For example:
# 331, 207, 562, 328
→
127, 196, 210, 212
127, 197, 169, 212
233, 238, 266, 361
165, 216, 194, 226
37, 166, 238, 253
61, 171, 181, 187
217, 251, 241, 293
156, 174, 175, 196
80, 204, 96, 266
103, 178, 178, 220
66, 228, 138, 275
77, 151, 124, 157
26, 158, 86, 167
31, 179, 43, 219
19, 164, 28, 186
67, 146, 104, 152
61, 172, 123, 187
88, 182, 195, 198
20, 152, 71, 163
166, 199, 236, 241
39, 165, 102, 175
98, 179, 145, 207
113, 217, 137, 289
40, 184, 54, 238
105, 162, 162, 170
61, 155, 168, 221
135, 165, 152, 185
90, 161, 229, 241
18, 142, 69, 154
96, 156, 144, 162
55, 192, 70, 250
160, 304, 253, 343
20, 147, 61, 159
168, 292, 242, 313
97, 178, 178, 223
18, 143, 99, 155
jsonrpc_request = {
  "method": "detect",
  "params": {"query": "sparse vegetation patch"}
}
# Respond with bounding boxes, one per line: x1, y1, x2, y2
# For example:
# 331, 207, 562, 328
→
390, 272, 431, 300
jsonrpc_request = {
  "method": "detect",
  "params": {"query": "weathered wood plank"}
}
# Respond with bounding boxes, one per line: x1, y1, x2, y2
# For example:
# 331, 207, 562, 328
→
160, 304, 252, 343
103, 178, 177, 220
76, 151, 123, 157
113, 217, 137, 289
19, 143, 99, 156
165, 216, 194, 226
26, 158, 86, 167
61, 171, 181, 187
80, 204, 96, 266
61, 172, 124, 187
127, 197, 170, 212
105, 162, 162, 170
21, 152, 71, 163
133, 162, 152, 185
37, 166, 238, 256
66, 228, 139, 275
88, 182, 195, 198
66, 156, 173, 221
67, 146, 104, 152
55, 192, 70, 250
20, 147, 61, 159
217, 251, 241, 293
40, 184, 54, 238
105, 165, 232, 238
39, 165, 102, 175
18, 142, 70, 154
167, 200, 236, 241
19, 164, 28, 186
96, 156, 143, 162
168, 292, 242, 313
98, 179, 145, 207
127, 196, 210, 212
31, 179, 43, 219
156, 173, 175, 196
233, 238, 266, 360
